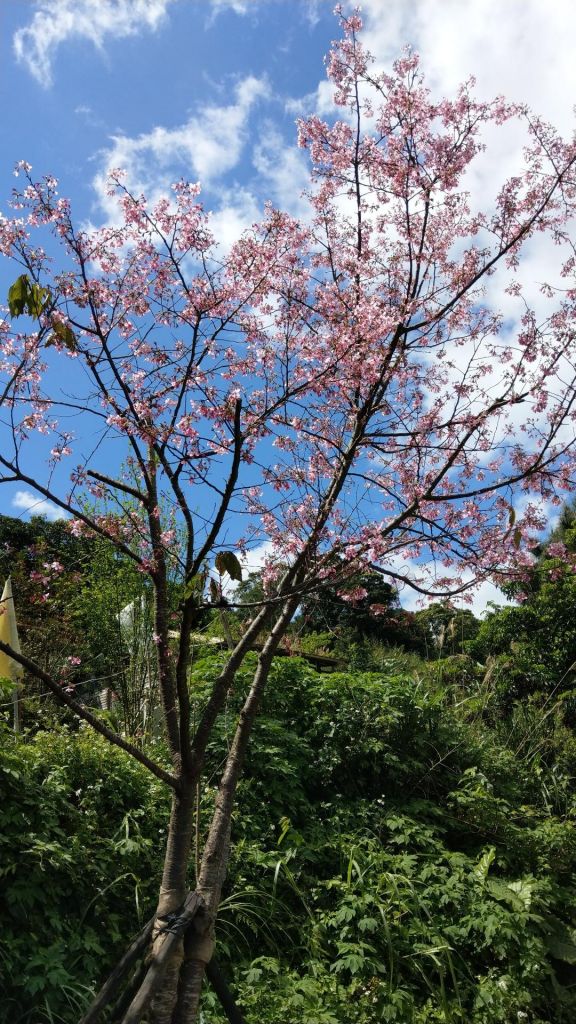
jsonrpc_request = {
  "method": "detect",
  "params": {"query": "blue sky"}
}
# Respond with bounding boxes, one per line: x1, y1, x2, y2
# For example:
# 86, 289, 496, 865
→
2, 0, 576, 611
5, 0, 576, 249
1, 1, 336, 241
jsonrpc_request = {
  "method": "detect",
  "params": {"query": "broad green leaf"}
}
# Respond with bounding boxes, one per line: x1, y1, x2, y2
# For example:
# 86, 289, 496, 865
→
507, 877, 533, 910
8, 275, 29, 317
473, 846, 496, 880
486, 877, 525, 912
28, 282, 49, 318
8, 274, 49, 318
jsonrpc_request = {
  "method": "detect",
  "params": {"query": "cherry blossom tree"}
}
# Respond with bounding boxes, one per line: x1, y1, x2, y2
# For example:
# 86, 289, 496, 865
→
2, 10, 576, 1022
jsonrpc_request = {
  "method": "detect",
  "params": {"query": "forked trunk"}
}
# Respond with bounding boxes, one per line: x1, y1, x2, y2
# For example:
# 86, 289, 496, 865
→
170, 598, 298, 1021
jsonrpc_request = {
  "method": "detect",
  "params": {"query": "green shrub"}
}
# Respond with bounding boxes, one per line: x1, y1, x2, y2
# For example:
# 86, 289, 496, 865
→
192, 657, 576, 1023
4, 655, 576, 1022
0, 723, 169, 1023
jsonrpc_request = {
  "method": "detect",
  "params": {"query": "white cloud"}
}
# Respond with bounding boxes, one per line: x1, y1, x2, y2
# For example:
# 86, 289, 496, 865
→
302, 0, 323, 28
13, 0, 176, 88
360, 0, 576, 120
222, 540, 274, 601
359, 0, 576, 217
92, 74, 269, 220
252, 123, 311, 219
207, 0, 253, 15
241, 539, 275, 577
11, 490, 68, 522
463, 578, 514, 618
395, 560, 514, 618
295, 1, 576, 263
285, 79, 337, 119
206, 186, 262, 252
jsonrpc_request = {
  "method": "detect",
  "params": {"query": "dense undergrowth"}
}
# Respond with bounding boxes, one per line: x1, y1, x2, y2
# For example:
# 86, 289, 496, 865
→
0, 726, 169, 1022
3, 649, 576, 1022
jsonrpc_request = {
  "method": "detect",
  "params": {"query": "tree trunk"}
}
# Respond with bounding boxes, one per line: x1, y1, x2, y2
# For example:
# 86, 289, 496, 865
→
147, 783, 196, 1024
170, 598, 298, 1022
121, 893, 202, 1024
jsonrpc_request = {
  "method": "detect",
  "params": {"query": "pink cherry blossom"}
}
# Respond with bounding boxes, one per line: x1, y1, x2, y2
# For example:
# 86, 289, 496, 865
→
1, 19, 576, 609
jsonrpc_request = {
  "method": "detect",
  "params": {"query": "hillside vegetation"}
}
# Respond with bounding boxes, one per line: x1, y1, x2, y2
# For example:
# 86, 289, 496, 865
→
2, 513, 576, 1022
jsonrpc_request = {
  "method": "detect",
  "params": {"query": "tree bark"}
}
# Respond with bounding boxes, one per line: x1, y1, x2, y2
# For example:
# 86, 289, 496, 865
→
121, 893, 202, 1024
170, 597, 298, 1022
146, 786, 198, 1024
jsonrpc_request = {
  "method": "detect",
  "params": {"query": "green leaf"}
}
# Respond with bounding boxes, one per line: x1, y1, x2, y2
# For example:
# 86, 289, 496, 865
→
474, 846, 496, 881
28, 282, 49, 318
215, 550, 243, 582
507, 877, 533, 910
513, 527, 522, 549
8, 274, 49, 318
8, 275, 28, 316
486, 877, 525, 913
277, 816, 291, 846
545, 929, 576, 964
46, 319, 77, 351
358, 916, 379, 933
245, 966, 263, 984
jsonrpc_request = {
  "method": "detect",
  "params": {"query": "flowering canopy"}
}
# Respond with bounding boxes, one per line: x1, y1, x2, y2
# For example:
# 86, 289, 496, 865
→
2, 11, 576, 605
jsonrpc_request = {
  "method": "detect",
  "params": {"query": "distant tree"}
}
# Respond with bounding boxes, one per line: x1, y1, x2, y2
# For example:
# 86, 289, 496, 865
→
536, 499, 576, 555
236, 565, 427, 655
501, 499, 576, 601
297, 564, 429, 653
231, 570, 274, 623
468, 561, 576, 694
300, 567, 397, 635
414, 602, 480, 659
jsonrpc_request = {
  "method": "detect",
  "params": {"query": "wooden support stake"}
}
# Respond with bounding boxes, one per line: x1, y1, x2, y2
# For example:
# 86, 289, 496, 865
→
79, 917, 154, 1024
207, 958, 248, 1024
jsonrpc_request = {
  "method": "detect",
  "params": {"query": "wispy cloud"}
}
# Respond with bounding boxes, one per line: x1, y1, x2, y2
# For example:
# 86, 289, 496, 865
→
206, 186, 262, 252
92, 74, 269, 220
13, 0, 177, 88
252, 122, 310, 219
11, 490, 68, 522
207, 0, 255, 19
